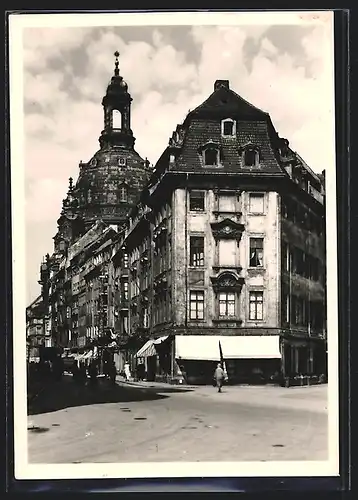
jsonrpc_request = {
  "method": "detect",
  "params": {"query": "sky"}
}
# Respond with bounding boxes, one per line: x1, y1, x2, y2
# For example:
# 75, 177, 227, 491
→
16, 13, 335, 305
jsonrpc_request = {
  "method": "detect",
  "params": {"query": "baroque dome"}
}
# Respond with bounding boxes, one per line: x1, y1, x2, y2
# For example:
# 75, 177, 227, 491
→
69, 52, 152, 230
74, 146, 151, 228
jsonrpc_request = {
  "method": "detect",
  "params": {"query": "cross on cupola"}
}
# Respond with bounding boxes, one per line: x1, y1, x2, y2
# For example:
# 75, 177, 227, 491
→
99, 51, 135, 149
114, 50, 120, 76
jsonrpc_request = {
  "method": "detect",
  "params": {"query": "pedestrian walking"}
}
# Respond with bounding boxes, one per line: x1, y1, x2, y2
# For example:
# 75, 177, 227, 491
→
213, 363, 225, 393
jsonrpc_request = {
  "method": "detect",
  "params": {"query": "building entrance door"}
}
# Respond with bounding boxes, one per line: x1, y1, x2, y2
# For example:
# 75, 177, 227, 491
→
147, 355, 157, 381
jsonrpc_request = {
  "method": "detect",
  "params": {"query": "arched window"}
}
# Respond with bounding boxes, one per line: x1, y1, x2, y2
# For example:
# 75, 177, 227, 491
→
112, 109, 122, 129
119, 185, 128, 202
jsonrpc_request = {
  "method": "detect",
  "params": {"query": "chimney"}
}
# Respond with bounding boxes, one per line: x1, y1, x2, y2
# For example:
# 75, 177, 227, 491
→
214, 80, 230, 91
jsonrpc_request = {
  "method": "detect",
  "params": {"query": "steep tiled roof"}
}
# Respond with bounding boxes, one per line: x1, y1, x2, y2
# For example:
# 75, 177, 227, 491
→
174, 118, 283, 175
184, 80, 269, 122
154, 80, 286, 176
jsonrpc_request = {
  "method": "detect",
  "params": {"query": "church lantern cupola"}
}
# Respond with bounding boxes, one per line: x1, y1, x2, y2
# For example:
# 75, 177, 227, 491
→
100, 51, 135, 149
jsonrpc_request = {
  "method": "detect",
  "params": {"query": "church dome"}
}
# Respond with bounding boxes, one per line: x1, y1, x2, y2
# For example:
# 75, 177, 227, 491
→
71, 52, 152, 230
74, 146, 151, 228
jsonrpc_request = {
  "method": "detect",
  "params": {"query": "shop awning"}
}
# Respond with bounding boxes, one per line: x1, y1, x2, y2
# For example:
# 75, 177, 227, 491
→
175, 335, 281, 361
153, 335, 169, 345
135, 336, 171, 358
135, 340, 156, 358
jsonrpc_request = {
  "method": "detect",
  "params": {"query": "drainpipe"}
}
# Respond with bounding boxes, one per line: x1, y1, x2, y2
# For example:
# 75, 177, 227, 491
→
184, 173, 189, 331
150, 216, 155, 376
288, 242, 293, 382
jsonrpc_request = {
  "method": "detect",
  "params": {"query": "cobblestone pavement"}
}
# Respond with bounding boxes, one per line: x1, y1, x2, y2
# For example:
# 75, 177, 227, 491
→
27, 377, 328, 464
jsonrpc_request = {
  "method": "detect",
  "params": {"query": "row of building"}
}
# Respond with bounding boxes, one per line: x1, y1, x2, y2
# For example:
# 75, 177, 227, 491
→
26, 53, 327, 385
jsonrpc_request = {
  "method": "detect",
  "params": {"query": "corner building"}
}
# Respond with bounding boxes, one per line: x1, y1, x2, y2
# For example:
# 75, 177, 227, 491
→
116, 80, 326, 385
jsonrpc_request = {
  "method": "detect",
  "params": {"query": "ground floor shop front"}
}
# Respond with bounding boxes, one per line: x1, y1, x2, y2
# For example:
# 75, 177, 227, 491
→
117, 332, 327, 386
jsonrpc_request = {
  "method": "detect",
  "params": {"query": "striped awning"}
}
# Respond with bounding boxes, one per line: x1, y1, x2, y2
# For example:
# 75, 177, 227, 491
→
135, 340, 156, 358
136, 336, 171, 357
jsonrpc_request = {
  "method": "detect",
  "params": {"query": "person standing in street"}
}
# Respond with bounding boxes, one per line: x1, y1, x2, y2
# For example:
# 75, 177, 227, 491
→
213, 363, 225, 393
109, 361, 117, 386
124, 361, 131, 381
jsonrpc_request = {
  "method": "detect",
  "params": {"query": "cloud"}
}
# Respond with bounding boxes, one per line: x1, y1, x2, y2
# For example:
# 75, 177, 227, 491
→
21, 22, 334, 303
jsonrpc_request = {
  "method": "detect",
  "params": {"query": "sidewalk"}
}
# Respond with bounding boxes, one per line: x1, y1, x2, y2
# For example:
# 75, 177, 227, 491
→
116, 375, 196, 390
116, 376, 328, 414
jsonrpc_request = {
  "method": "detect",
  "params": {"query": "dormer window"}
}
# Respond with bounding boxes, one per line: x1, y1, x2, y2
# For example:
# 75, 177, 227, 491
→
221, 118, 236, 137
241, 144, 260, 167
198, 141, 222, 167
245, 150, 256, 166
204, 148, 219, 166
119, 185, 128, 202
118, 157, 126, 166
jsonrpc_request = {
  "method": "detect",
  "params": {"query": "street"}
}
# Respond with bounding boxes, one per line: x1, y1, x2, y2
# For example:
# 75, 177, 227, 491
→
28, 376, 328, 464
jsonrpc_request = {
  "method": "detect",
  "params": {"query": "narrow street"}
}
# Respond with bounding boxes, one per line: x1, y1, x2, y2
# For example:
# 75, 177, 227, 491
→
27, 377, 328, 464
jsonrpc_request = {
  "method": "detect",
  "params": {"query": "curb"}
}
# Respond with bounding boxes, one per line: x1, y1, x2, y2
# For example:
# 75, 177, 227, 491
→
115, 378, 197, 391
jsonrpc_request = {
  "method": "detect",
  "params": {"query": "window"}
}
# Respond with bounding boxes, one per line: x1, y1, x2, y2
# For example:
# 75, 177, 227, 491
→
189, 290, 204, 320
123, 281, 129, 300
244, 148, 259, 166
113, 109, 122, 129
189, 190, 205, 211
222, 119, 235, 136
249, 238, 264, 267
218, 240, 237, 267
249, 291, 263, 320
190, 236, 204, 267
118, 157, 126, 166
123, 253, 129, 268
219, 292, 236, 317
204, 147, 219, 166
249, 193, 264, 214
282, 290, 290, 323
119, 186, 128, 202
143, 307, 149, 328
282, 241, 289, 272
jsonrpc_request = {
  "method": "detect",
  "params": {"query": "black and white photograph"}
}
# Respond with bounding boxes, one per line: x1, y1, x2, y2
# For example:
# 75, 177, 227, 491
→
9, 11, 339, 480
